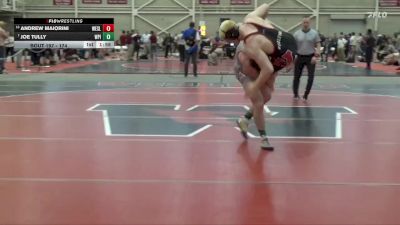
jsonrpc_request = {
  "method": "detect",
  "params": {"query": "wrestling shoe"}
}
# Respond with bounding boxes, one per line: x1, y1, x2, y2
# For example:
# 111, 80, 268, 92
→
261, 136, 274, 151
236, 117, 249, 139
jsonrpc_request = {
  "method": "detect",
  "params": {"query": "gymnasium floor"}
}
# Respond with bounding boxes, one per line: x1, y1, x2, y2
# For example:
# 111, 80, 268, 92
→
0, 59, 400, 224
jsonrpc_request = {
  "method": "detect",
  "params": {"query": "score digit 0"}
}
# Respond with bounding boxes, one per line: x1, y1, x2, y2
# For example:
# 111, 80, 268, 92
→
102, 24, 114, 32
102, 32, 114, 41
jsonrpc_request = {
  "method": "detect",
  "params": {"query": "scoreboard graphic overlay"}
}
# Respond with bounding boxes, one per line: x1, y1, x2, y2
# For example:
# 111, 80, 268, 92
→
14, 18, 114, 49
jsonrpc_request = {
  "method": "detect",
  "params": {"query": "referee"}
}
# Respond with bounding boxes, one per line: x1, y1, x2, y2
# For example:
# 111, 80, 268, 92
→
293, 17, 321, 101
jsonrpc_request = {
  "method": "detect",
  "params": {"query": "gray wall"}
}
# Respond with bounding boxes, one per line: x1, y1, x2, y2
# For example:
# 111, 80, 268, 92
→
17, 0, 400, 38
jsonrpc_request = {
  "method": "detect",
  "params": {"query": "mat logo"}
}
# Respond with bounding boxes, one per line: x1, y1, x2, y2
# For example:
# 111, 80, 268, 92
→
87, 104, 357, 139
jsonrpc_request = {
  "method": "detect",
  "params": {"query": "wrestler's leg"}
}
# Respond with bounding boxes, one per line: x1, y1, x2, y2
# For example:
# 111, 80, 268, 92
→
262, 72, 277, 103
235, 52, 258, 138
235, 51, 274, 150
250, 86, 274, 150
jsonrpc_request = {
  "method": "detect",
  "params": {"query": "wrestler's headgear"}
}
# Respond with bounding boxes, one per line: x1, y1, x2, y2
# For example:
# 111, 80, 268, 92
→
0, 21, 6, 28
219, 20, 240, 40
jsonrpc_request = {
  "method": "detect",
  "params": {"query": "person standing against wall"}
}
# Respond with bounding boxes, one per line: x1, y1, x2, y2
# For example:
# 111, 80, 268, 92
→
0, 21, 9, 74
183, 22, 200, 77
292, 17, 321, 101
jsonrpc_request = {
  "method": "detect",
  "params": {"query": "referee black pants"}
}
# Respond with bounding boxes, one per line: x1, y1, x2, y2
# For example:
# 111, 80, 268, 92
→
293, 54, 316, 98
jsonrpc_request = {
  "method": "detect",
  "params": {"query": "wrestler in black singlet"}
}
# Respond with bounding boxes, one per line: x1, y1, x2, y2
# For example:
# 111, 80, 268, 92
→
244, 24, 297, 72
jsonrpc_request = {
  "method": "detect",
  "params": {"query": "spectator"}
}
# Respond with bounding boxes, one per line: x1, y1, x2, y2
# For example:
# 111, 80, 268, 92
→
149, 31, 158, 60
63, 49, 80, 62
364, 29, 376, 70
132, 31, 141, 60
378, 38, 397, 62
175, 32, 185, 62
337, 35, 347, 61
183, 22, 200, 77
355, 32, 363, 58
31, 49, 42, 65
330, 33, 338, 60
0, 21, 8, 74
395, 34, 400, 51
4, 31, 14, 63
320, 37, 329, 62
208, 36, 224, 65
348, 32, 357, 62
126, 30, 133, 61
141, 32, 151, 59
163, 33, 174, 58
344, 34, 351, 58
120, 30, 127, 47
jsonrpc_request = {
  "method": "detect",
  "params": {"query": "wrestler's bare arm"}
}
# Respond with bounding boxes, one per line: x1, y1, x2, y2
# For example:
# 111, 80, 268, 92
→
233, 42, 244, 75
315, 42, 321, 56
234, 42, 260, 79
0, 29, 7, 39
243, 3, 274, 30
245, 3, 270, 20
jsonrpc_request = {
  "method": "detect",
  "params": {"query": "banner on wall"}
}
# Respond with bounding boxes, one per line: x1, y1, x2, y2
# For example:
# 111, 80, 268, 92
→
107, 0, 128, 4
199, 21, 206, 36
54, 0, 73, 5
231, 0, 251, 5
199, 0, 219, 4
379, 0, 400, 6
83, 0, 102, 4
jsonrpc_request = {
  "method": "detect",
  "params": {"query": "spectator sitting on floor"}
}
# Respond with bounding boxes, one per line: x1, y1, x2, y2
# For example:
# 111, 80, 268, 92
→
383, 52, 399, 66
378, 38, 397, 62
208, 36, 225, 66
62, 49, 81, 62
40, 49, 56, 65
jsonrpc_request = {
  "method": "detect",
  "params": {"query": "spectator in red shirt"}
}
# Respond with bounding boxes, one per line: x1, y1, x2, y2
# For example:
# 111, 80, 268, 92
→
120, 30, 127, 46
149, 31, 158, 60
